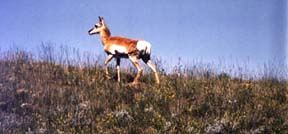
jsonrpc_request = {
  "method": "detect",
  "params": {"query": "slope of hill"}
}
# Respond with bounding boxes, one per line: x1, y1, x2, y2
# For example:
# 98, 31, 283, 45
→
0, 50, 287, 133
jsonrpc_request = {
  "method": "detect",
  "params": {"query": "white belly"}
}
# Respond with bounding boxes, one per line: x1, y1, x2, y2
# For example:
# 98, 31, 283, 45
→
108, 45, 128, 54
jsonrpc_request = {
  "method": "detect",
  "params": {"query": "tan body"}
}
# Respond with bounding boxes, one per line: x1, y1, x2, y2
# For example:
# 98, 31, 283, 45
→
103, 36, 138, 56
88, 17, 159, 84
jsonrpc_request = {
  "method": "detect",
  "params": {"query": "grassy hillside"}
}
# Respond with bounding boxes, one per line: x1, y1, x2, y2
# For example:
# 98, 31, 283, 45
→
0, 49, 287, 133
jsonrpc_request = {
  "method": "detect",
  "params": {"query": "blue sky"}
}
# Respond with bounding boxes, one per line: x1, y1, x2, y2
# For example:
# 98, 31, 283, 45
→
0, 0, 287, 76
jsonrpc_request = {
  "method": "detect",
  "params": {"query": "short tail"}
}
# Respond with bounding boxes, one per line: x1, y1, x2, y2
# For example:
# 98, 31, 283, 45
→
137, 40, 151, 55
145, 44, 151, 54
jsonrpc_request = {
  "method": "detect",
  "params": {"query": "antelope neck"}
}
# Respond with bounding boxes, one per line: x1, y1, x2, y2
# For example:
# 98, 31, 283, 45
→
100, 28, 111, 45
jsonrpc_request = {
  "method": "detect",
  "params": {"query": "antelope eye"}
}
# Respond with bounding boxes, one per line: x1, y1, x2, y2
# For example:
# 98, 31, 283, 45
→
94, 25, 98, 28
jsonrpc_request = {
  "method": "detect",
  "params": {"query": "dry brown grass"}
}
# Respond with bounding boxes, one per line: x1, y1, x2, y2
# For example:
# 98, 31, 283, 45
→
0, 46, 287, 133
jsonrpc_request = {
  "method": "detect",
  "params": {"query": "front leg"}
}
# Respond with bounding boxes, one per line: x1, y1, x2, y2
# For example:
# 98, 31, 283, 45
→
104, 54, 114, 79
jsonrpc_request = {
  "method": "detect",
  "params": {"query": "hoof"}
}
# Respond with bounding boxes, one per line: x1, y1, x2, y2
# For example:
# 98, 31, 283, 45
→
105, 75, 112, 80
132, 82, 139, 85
127, 81, 140, 87
139, 69, 144, 76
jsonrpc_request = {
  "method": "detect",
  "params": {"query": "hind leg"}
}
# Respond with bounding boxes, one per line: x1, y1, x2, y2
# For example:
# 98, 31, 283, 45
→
142, 55, 160, 84
116, 58, 121, 82
129, 55, 143, 84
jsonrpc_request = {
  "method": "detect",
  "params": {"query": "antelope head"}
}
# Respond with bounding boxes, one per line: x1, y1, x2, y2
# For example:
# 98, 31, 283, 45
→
88, 16, 106, 35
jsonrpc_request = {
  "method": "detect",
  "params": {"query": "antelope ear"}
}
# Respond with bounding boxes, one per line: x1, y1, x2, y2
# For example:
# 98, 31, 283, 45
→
101, 17, 107, 26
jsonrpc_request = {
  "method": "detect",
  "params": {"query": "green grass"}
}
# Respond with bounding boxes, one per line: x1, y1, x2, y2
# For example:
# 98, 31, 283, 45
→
0, 48, 287, 133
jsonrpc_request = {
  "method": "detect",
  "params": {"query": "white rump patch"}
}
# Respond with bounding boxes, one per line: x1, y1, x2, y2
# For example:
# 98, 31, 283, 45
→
136, 40, 151, 54
109, 45, 128, 54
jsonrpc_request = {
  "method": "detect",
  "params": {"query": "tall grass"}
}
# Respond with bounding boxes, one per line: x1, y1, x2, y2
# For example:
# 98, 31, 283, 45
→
0, 44, 287, 133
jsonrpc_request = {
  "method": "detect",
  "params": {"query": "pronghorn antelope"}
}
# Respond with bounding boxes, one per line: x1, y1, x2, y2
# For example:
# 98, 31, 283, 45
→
88, 16, 160, 84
